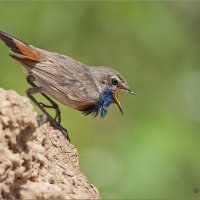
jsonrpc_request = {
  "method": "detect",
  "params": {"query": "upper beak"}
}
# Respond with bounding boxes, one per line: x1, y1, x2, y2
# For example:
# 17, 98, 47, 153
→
128, 89, 139, 97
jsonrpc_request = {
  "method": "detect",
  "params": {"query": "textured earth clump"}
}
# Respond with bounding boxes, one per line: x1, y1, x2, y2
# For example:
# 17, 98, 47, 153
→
0, 88, 100, 199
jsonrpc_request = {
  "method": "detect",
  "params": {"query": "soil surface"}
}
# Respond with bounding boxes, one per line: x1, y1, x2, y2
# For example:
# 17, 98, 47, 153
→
0, 88, 100, 199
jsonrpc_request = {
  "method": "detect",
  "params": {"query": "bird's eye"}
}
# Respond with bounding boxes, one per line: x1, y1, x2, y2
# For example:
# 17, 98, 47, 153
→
111, 78, 118, 86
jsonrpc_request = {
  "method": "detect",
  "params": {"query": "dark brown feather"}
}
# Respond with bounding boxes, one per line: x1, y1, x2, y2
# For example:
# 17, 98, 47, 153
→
9, 54, 38, 69
81, 104, 99, 117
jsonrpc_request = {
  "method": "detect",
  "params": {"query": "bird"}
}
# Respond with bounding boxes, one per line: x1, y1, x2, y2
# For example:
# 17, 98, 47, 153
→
0, 30, 138, 140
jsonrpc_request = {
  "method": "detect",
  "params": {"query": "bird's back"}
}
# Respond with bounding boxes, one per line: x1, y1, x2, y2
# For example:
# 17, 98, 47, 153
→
0, 30, 100, 110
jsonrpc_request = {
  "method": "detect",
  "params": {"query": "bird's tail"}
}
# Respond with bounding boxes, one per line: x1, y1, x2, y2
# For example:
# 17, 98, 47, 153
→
0, 30, 41, 68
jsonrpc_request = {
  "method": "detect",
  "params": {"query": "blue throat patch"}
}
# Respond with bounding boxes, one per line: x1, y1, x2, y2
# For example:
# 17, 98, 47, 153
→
98, 88, 115, 118
81, 88, 115, 118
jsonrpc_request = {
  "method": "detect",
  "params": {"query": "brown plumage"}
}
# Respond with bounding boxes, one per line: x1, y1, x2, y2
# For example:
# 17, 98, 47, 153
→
0, 30, 100, 110
0, 30, 137, 139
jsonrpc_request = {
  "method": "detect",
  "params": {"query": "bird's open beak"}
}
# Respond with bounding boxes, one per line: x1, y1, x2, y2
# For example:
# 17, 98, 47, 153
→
114, 88, 138, 115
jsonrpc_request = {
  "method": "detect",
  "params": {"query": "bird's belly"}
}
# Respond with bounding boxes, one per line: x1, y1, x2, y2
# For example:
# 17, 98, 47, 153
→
40, 84, 77, 108
39, 82, 94, 111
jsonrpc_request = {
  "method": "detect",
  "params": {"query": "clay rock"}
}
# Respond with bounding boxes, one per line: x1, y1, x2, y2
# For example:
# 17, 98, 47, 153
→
0, 88, 100, 199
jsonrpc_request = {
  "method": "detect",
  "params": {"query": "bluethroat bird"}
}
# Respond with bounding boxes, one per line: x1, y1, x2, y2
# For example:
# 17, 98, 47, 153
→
0, 30, 138, 141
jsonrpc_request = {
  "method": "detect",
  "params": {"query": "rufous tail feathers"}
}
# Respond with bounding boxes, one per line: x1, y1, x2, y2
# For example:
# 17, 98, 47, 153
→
0, 30, 40, 68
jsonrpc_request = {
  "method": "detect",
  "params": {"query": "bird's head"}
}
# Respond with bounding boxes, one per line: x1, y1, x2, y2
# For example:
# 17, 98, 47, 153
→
85, 66, 138, 118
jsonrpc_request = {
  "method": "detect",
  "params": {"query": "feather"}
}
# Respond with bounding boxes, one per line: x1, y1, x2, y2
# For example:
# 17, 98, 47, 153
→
9, 54, 38, 68
30, 58, 100, 103
81, 88, 115, 118
0, 30, 40, 62
81, 104, 99, 117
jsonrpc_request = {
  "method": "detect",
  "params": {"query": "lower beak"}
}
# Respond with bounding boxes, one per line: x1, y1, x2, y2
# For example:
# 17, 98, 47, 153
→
114, 90, 123, 115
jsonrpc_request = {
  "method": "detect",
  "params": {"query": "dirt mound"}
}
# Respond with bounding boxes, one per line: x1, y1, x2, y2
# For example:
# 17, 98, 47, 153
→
0, 88, 100, 199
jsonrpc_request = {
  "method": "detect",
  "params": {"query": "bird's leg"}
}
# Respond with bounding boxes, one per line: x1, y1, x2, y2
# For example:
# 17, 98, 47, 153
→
26, 86, 70, 141
38, 102, 61, 124
26, 75, 61, 123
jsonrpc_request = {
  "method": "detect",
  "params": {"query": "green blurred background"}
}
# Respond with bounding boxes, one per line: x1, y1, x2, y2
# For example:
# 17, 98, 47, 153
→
0, 1, 200, 199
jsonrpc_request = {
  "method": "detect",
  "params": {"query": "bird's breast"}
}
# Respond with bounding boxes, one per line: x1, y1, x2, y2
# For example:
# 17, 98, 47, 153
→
81, 88, 115, 118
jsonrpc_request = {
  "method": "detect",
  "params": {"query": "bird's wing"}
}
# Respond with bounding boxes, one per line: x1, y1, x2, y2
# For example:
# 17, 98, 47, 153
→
31, 53, 100, 105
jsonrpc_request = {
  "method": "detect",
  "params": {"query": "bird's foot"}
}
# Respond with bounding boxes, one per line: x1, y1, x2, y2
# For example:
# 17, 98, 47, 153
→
48, 117, 70, 141
36, 114, 70, 142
